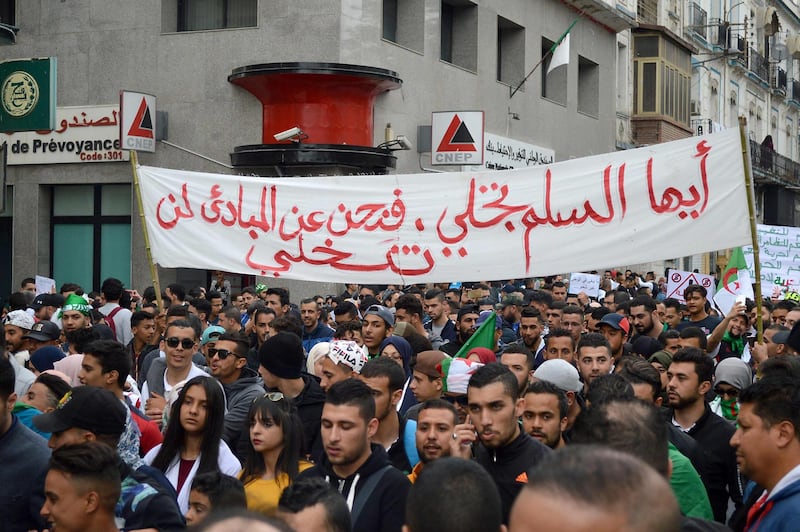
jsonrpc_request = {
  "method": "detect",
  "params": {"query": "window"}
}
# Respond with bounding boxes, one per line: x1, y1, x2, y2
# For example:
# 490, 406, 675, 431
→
578, 56, 599, 116
440, 0, 478, 71
541, 37, 567, 106
0, 0, 13, 25
51, 185, 132, 290
497, 16, 525, 85
632, 33, 691, 126
382, 0, 425, 52
168, 0, 257, 32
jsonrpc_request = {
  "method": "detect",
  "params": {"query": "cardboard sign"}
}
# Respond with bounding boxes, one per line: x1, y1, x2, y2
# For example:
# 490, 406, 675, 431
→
568, 272, 601, 298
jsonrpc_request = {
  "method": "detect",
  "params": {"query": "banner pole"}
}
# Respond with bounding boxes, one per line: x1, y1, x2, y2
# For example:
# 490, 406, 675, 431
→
738, 116, 763, 342
130, 151, 164, 312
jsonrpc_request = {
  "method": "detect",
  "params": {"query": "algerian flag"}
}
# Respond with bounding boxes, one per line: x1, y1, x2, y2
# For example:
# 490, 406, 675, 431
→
455, 311, 498, 358
438, 357, 484, 394
713, 247, 754, 315
547, 20, 578, 75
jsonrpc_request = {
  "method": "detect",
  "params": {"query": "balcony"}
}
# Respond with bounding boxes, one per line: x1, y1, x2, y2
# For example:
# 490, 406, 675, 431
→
748, 47, 769, 82
689, 2, 707, 39
750, 139, 800, 187
771, 65, 787, 96
637, 0, 657, 25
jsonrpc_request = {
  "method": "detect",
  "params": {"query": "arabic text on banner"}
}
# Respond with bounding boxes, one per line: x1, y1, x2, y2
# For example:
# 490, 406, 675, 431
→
744, 224, 800, 299
137, 129, 751, 283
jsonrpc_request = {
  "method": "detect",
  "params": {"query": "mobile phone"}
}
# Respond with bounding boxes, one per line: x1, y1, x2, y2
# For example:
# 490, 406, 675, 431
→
735, 295, 747, 306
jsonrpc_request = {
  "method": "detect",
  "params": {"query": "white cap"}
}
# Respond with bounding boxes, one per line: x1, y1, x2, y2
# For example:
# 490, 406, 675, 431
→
534, 359, 582, 392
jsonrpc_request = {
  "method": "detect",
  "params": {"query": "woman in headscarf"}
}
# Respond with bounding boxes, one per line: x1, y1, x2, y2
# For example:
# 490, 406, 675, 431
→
466, 347, 497, 365
380, 336, 416, 416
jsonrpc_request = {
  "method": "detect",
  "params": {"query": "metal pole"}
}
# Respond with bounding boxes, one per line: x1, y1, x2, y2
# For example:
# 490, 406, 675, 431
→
130, 150, 164, 312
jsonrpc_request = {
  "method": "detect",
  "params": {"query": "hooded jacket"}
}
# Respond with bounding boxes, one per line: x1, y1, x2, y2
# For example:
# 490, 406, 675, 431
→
293, 373, 326, 461
474, 430, 552, 524
221, 366, 265, 462
297, 443, 410, 532
741, 477, 800, 531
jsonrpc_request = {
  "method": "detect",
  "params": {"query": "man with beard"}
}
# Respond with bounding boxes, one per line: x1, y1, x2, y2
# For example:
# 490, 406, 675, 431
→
297, 379, 410, 532
407, 399, 458, 483
300, 298, 335, 353
504, 307, 545, 369
360, 358, 411, 472
575, 333, 613, 395
520, 380, 567, 450
451, 363, 550, 524
667, 347, 742, 522
629, 296, 666, 341
440, 306, 479, 356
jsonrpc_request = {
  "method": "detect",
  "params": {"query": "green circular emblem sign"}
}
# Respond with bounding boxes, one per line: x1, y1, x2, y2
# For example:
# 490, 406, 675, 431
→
2, 70, 39, 117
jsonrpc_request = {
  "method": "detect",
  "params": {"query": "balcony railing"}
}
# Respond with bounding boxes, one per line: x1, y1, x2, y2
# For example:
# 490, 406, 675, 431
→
637, 0, 658, 25
771, 65, 787, 94
750, 139, 800, 187
748, 47, 769, 82
689, 2, 707, 39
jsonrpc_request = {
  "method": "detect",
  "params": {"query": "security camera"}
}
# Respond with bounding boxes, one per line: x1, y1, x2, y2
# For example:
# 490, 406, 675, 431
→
273, 127, 305, 142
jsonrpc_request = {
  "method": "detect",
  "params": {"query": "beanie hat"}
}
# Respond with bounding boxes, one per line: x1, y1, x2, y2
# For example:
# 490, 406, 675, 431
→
534, 359, 583, 393
648, 350, 673, 370
259, 332, 305, 380
3, 310, 34, 331
60, 294, 91, 317
30, 346, 66, 372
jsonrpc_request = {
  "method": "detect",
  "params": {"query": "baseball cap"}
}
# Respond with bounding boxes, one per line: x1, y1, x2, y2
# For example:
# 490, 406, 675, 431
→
23, 320, 61, 342
414, 350, 450, 379
598, 313, 631, 336
496, 295, 524, 310
30, 293, 65, 310
363, 304, 395, 327
328, 340, 369, 374
200, 325, 226, 346
534, 359, 583, 393
33, 386, 126, 436
476, 310, 502, 330
3, 310, 34, 331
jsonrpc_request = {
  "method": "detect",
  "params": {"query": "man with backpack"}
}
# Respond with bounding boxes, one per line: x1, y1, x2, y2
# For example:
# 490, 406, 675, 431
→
98, 277, 133, 345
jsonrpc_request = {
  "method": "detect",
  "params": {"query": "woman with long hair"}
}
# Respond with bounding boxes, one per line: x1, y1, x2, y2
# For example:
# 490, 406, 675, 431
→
144, 376, 241, 512
239, 392, 311, 515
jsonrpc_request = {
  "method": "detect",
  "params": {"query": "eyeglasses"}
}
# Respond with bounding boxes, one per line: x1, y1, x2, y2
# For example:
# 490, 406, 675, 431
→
714, 386, 739, 398
253, 391, 285, 404
165, 337, 195, 349
208, 348, 238, 360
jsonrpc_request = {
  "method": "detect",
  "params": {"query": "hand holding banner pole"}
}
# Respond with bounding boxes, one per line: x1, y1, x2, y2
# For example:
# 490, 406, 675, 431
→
738, 116, 763, 342
130, 150, 164, 312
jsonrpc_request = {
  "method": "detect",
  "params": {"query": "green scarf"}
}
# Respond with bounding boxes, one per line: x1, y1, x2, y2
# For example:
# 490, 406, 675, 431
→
722, 330, 744, 355
719, 397, 739, 421
59, 294, 91, 317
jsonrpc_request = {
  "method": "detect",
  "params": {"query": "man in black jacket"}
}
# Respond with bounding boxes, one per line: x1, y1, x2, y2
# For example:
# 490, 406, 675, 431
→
451, 363, 551, 524
297, 379, 410, 532
667, 347, 743, 523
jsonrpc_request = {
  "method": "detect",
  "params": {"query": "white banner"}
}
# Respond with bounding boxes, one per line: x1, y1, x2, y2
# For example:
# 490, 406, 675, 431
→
744, 224, 800, 299
137, 129, 752, 283
665, 269, 716, 304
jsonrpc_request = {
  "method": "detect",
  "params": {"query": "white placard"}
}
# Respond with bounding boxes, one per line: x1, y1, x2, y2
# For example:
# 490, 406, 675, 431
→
568, 272, 601, 298
744, 224, 800, 300
665, 269, 716, 304
35, 275, 56, 295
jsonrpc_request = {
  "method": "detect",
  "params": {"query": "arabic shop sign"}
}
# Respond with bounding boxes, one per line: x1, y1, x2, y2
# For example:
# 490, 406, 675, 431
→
0, 58, 57, 133
484, 133, 554, 170
3, 105, 129, 165
137, 129, 752, 283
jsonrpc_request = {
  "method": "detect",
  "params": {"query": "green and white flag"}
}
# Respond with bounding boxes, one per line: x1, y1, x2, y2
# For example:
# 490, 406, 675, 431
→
547, 20, 578, 75
713, 247, 754, 315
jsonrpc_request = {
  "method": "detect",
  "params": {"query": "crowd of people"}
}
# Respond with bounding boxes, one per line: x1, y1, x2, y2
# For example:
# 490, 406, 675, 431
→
2, 270, 800, 531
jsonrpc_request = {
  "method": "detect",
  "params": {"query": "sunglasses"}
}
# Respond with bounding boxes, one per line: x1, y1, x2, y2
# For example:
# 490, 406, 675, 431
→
714, 386, 739, 398
444, 395, 468, 407
208, 348, 239, 360
165, 337, 195, 349
253, 391, 286, 404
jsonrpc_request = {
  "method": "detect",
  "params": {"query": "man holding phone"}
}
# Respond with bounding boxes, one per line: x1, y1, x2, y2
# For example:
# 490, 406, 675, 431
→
449, 363, 550, 524
706, 300, 752, 362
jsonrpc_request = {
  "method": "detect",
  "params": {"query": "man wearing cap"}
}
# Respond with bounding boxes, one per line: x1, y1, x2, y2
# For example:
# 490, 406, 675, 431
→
32, 386, 186, 531
317, 339, 369, 392
5, 309, 35, 366
30, 293, 63, 322
533, 358, 585, 433
200, 325, 226, 366
362, 304, 394, 357
209, 331, 264, 461
23, 320, 62, 353
0, 355, 50, 531
409, 350, 449, 405
259, 332, 325, 460
597, 313, 631, 364
497, 295, 523, 345
60, 293, 92, 334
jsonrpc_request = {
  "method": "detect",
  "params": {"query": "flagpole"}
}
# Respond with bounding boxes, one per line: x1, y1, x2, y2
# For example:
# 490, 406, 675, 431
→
738, 116, 763, 342
130, 150, 164, 312
509, 18, 579, 99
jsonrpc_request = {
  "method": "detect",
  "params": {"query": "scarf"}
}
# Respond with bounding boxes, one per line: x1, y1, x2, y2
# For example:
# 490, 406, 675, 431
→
722, 330, 744, 355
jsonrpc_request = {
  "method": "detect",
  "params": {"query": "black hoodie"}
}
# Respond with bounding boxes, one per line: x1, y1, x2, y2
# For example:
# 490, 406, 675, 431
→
293, 373, 326, 461
298, 443, 410, 532
475, 430, 552, 524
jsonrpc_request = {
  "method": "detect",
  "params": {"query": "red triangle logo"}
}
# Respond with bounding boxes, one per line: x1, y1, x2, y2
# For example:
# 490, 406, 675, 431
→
437, 114, 476, 152
127, 97, 154, 139
515, 471, 528, 483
